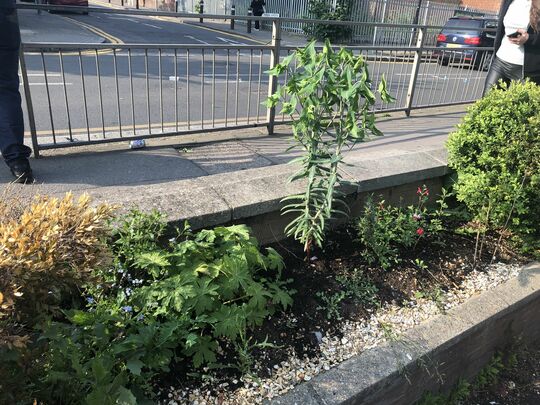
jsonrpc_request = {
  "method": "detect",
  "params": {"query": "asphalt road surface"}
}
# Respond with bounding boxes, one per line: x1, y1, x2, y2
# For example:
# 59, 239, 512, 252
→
20, 10, 488, 147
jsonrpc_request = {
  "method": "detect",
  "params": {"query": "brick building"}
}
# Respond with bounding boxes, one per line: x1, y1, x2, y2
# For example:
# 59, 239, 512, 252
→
460, 0, 502, 13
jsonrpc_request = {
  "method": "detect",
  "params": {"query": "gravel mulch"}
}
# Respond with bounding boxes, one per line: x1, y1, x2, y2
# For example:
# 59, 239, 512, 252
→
160, 226, 533, 405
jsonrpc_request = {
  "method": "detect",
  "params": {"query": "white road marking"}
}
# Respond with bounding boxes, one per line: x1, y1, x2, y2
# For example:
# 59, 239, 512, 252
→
169, 74, 246, 83
143, 23, 162, 30
22, 82, 73, 86
217, 36, 246, 45
106, 15, 140, 23
185, 35, 210, 45
24, 73, 62, 77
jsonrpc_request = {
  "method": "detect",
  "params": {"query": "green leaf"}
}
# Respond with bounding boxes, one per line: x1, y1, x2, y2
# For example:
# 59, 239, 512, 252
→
126, 358, 144, 376
184, 336, 217, 368
246, 282, 271, 310
221, 255, 251, 292
211, 305, 246, 339
116, 386, 138, 405
269, 283, 294, 309
135, 251, 170, 278
378, 75, 396, 103
67, 310, 94, 326
188, 278, 219, 315
265, 247, 285, 271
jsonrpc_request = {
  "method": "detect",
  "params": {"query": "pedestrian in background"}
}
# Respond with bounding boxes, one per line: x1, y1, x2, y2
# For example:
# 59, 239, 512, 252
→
483, 0, 540, 95
250, 0, 266, 31
0, 0, 34, 183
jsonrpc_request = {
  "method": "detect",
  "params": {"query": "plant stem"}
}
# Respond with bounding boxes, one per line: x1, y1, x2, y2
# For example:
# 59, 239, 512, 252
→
490, 173, 528, 265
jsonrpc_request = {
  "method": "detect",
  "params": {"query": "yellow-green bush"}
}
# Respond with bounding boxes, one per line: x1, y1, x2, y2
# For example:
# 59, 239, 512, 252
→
0, 193, 115, 324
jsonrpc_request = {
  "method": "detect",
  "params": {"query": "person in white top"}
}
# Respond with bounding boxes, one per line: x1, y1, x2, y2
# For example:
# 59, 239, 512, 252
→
483, 0, 540, 95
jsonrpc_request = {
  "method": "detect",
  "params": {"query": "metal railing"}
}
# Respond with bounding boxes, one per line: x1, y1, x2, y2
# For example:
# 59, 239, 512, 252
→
17, 4, 494, 156
182, 0, 497, 46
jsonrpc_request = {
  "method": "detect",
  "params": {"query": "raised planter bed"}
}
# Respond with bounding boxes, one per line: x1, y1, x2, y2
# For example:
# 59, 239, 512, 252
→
271, 262, 540, 405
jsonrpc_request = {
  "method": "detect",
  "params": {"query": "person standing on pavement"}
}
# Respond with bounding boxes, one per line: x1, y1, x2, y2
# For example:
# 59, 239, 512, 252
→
483, 0, 540, 95
0, 0, 34, 183
250, 0, 266, 31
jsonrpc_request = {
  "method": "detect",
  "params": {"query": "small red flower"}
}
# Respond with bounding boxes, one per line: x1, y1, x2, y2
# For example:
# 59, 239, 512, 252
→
417, 186, 429, 197
416, 228, 424, 236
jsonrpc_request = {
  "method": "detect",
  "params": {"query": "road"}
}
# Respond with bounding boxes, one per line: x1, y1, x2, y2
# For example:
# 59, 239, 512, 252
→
19, 9, 489, 147
65, 6, 263, 46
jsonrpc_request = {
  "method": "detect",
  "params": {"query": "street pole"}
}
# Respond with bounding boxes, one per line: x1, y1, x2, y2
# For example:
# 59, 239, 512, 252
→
412, 0, 422, 26
266, 19, 281, 134
199, 0, 204, 23
410, 0, 423, 47
247, 7, 252, 33
230, 4, 235, 30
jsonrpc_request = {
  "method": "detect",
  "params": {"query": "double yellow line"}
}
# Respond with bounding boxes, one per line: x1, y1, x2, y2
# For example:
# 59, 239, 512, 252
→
66, 17, 124, 45
60, 16, 123, 56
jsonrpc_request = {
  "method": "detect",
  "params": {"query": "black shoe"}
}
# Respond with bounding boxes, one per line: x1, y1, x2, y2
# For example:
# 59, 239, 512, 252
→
9, 159, 34, 184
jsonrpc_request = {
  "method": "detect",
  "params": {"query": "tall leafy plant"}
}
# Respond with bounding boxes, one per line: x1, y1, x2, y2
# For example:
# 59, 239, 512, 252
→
267, 41, 394, 256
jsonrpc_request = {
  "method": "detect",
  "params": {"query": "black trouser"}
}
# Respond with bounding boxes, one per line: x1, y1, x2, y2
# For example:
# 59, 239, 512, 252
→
253, 9, 263, 29
483, 56, 523, 96
0, 7, 32, 166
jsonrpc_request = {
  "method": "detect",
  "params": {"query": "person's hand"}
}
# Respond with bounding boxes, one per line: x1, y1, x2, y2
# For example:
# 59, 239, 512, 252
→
509, 28, 529, 45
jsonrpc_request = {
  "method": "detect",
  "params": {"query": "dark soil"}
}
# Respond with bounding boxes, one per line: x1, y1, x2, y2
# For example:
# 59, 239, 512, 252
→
465, 344, 540, 405
161, 221, 531, 400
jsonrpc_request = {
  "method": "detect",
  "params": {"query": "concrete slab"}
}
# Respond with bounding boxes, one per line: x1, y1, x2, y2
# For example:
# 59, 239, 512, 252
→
88, 177, 232, 229
0, 147, 206, 192
342, 150, 450, 193
177, 140, 275, 175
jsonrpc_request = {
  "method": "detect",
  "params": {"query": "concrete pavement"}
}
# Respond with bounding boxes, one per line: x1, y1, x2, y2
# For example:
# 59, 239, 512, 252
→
2, 105, 465, 241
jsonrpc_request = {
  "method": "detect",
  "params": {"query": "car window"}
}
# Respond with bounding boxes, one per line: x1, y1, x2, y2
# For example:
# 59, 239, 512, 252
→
444, 19, 483, 29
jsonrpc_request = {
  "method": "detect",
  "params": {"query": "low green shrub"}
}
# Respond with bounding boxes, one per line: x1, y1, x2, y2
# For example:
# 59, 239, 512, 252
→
447, 80, 540, 252
35, 211, 293, 403
357, 186, 448, 270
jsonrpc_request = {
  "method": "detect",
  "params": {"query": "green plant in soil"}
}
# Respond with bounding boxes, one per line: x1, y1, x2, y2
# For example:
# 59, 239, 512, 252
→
357, 185, 448, 270
414, 285, 446, 313
267, 40, 394, 257
32, 210, 294, 403
447, 80, 540, 255
336, 268, 378, 307
317, 269, 378, 320
317, 290, 347, 320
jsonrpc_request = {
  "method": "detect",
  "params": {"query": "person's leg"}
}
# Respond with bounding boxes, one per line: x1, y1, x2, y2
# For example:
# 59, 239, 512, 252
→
483, 57, 510, 95
483, 56, 523, 96
254, 10, 262, 30
0, 7, 33, 182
